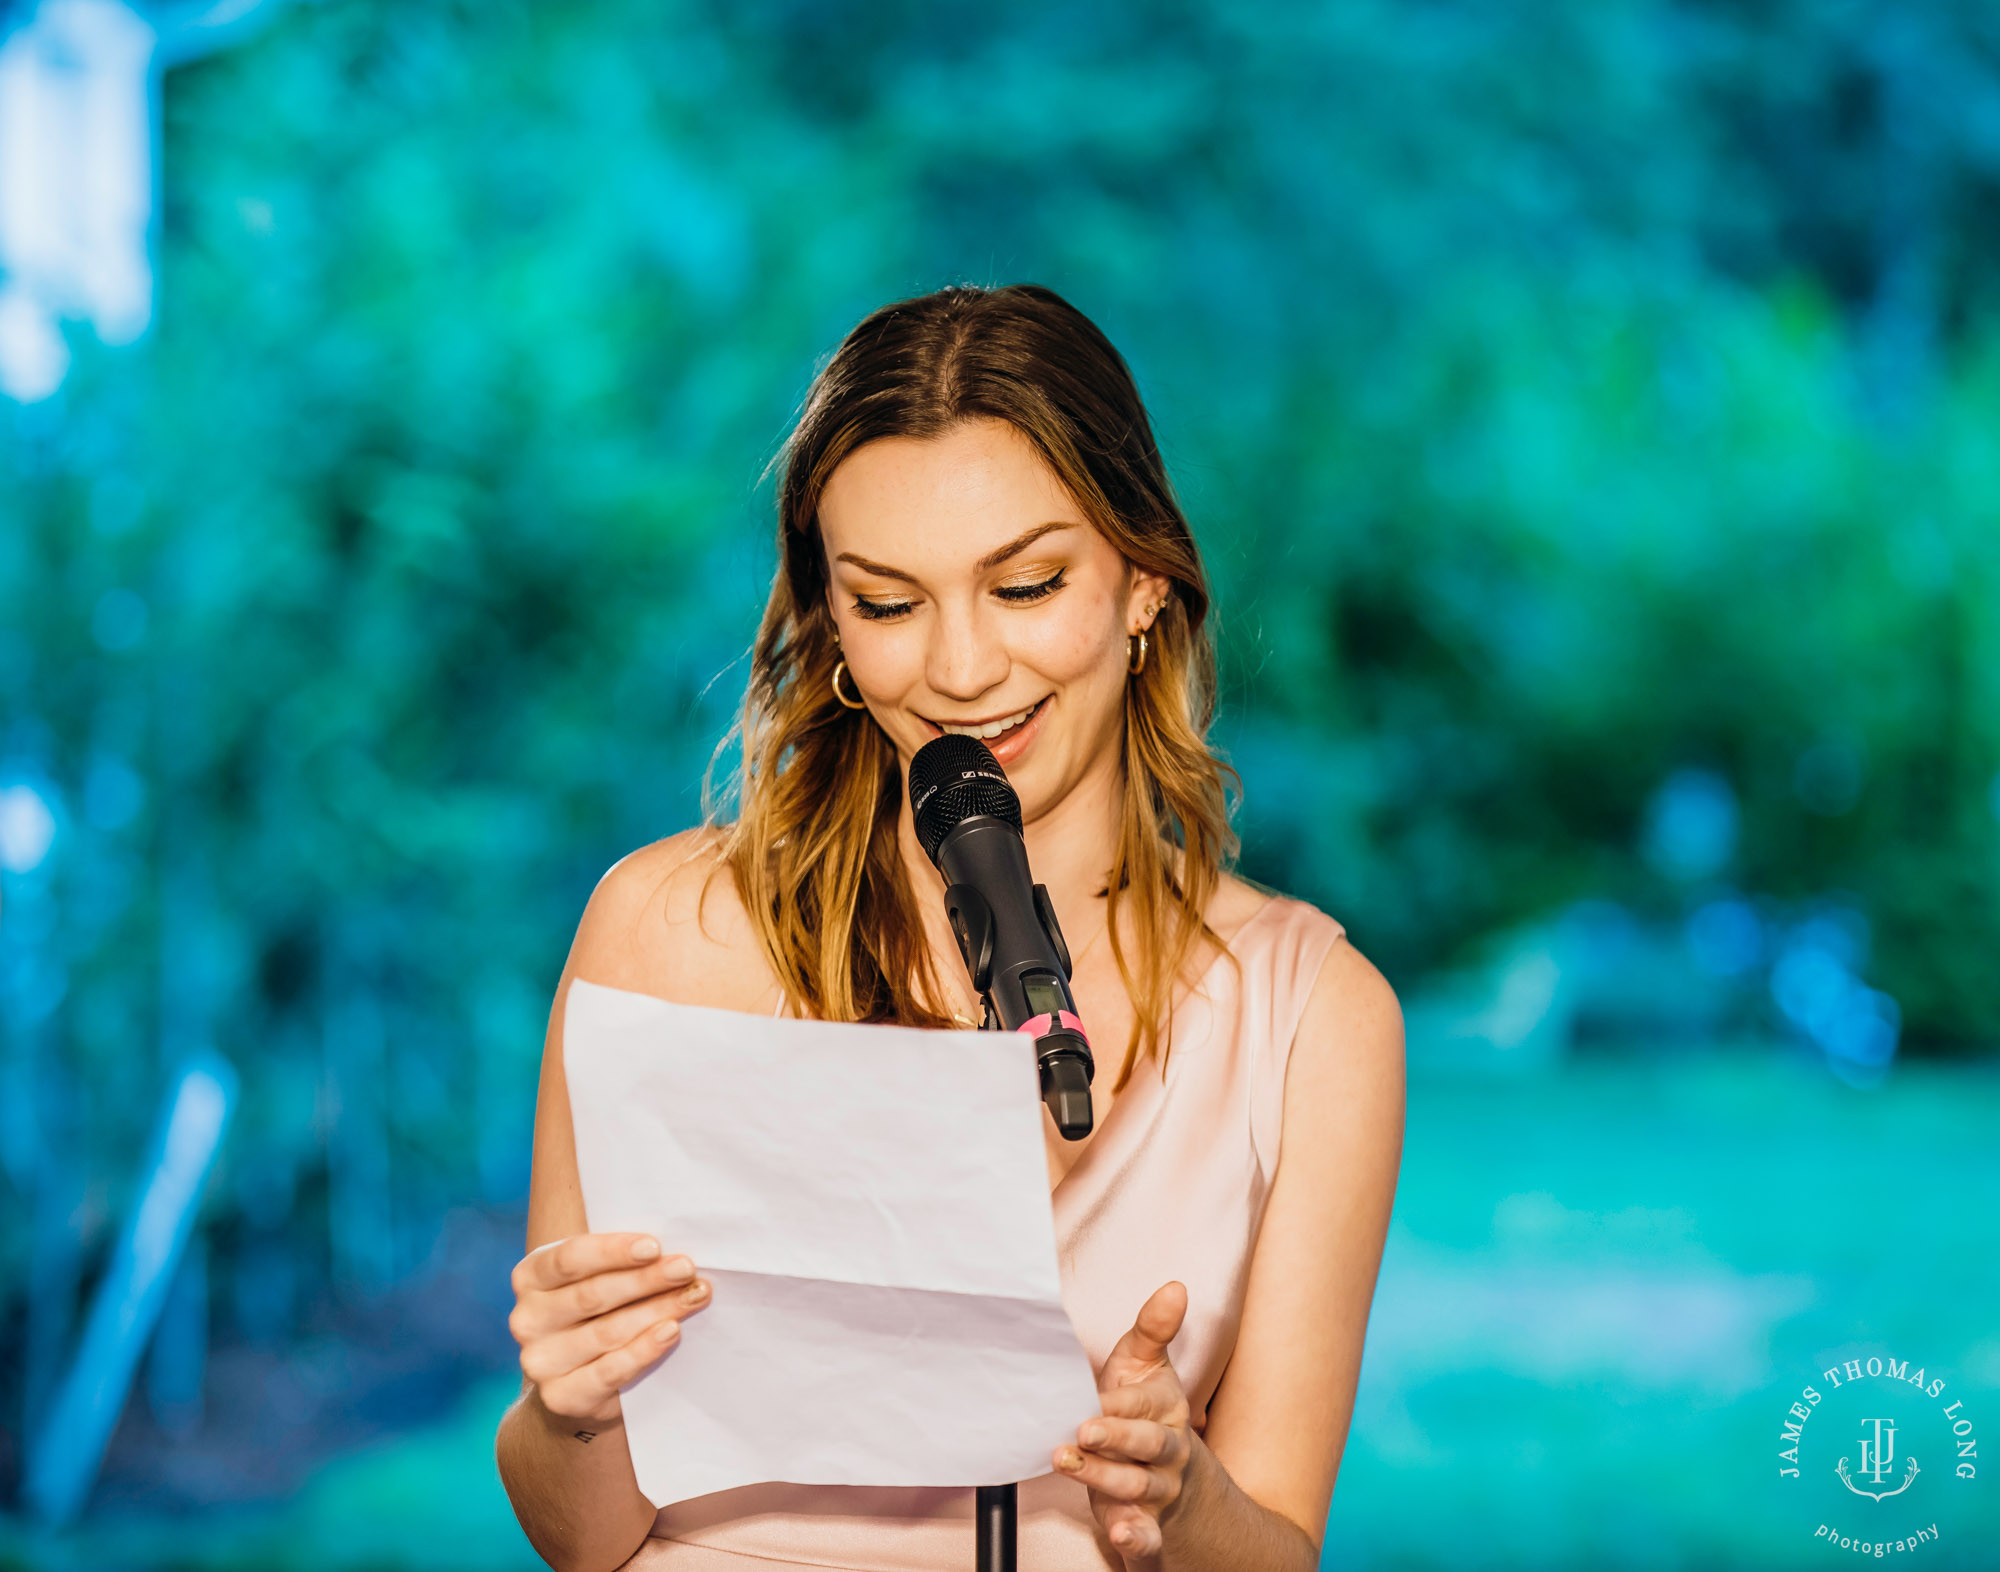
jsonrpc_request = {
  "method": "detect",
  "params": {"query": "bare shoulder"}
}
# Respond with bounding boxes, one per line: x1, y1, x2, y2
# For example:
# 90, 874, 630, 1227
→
566, 826, 782, 1014
1293, 914, 1404, 1080
1219, 871, 1403, 1063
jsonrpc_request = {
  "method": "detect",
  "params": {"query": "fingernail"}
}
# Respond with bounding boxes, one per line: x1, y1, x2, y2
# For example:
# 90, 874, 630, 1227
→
1081, 1424, 1105, 1448
1056, 1448, 1083, 1472
632, 1238, 660, 1261
665, 1255, 694, 1278
684, 1280, 710, 1305
654, 1319, 679, 1344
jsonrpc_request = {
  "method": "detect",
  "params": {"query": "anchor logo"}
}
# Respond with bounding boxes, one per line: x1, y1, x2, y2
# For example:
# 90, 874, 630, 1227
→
1837, 1418, 1920, 1501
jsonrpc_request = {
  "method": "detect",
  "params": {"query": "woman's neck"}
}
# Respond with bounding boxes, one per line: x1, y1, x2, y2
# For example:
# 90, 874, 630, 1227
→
895, 751, 1124, 950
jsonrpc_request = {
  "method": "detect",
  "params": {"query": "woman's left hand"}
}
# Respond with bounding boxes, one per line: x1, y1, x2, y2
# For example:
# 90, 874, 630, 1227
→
1054, 1281, 1195, 1564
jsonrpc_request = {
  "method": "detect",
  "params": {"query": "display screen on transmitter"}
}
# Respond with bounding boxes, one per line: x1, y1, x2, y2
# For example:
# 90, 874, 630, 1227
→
1022, 974, 1066, 1017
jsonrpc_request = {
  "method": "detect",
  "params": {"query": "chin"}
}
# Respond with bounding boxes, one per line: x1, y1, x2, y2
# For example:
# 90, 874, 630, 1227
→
1000, 745, 1086, 826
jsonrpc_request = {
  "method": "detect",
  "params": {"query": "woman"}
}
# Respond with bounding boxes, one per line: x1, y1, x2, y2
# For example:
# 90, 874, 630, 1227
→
496, 284, 1404, 1571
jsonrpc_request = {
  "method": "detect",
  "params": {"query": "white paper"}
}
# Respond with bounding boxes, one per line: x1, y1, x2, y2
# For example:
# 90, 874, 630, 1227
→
562, 979, 1103, 1508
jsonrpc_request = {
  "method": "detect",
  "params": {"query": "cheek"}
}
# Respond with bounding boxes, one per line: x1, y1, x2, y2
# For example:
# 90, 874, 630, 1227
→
1021, 586, 1126, 681
842, 621, 927, 691
1031, 621, 1121, 683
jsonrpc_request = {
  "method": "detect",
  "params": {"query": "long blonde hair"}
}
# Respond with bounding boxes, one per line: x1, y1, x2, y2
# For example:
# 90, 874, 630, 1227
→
710, 284, 1237, 1086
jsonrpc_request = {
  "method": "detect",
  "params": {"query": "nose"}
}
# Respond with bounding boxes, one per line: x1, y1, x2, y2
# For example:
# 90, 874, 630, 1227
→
924, 597, 1009, 704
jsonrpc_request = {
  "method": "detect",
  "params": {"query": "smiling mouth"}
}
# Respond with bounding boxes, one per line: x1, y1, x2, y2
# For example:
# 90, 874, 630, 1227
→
926, 697, 1048, 741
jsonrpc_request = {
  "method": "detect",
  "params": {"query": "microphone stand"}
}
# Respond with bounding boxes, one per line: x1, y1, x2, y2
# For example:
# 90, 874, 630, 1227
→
976, 968, 1024, 1568
974, 993, 1020, 1572
976, 980, 1024, 1552
975, 1483, 1018, 1572
962, 947, 1091, 1572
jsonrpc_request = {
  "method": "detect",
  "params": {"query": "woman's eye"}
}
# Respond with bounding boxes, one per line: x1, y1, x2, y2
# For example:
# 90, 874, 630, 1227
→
993, 569, 1067, 604
851, 595, 915, 622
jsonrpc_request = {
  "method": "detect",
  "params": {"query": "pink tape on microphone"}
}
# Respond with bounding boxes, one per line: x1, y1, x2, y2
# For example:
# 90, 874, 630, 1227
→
1017, 1009, 1090, 1046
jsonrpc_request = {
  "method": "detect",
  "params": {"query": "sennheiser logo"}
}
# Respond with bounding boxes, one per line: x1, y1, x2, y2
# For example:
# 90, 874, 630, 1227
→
1774, 1352, 1980, 1556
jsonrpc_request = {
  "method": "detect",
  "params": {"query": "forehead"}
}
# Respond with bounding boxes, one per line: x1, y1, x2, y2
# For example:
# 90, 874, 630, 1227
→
817, 418, 1086, 562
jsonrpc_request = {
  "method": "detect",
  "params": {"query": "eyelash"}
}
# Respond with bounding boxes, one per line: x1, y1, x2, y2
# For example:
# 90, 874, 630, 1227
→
850, 569, 1067, 622
994, 568, 1067, 604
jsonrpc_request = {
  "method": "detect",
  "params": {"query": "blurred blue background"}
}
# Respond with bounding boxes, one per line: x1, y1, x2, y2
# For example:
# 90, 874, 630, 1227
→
2, 0, 1997, 1566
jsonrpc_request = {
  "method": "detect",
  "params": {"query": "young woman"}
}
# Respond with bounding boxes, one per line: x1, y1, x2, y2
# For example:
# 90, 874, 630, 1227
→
496, 284, 1404, 1572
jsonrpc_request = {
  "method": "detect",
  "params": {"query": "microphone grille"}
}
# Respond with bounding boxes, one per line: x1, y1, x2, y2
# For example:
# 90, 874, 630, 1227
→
908, 735, 1023, 864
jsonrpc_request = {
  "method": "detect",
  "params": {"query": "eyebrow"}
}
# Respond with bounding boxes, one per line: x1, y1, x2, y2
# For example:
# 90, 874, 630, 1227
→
834, 521, 1077, 582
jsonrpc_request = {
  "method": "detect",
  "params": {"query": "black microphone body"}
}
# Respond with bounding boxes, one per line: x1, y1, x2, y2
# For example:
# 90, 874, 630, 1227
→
909, 735, 1096, 1139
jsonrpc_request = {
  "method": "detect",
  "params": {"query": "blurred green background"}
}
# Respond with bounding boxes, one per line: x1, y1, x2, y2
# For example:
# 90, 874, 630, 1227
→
1, 0, 1996, 1567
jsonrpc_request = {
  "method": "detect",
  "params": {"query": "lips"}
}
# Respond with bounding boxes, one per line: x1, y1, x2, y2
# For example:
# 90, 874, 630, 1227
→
929, 697, 1047, 741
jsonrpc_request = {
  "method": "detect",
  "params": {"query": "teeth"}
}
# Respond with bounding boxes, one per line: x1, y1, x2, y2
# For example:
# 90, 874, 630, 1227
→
939, 702, 1037, 740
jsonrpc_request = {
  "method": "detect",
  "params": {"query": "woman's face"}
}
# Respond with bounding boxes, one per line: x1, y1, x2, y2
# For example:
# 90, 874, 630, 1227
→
818, 417, 1169, 824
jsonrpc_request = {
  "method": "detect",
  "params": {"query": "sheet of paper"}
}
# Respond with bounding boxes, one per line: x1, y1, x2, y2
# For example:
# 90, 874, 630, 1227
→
562, 979, 1104, 1508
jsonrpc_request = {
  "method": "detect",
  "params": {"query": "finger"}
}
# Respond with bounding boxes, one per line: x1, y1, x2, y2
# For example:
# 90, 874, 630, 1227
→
514, 1233, 664, 1293
1097, 1379, 1188, 1425
1076, 1416, 1179, 1466
1101, 1504, 1162, 1559
519, 1256, 697, 1336
1108, 1281, 1187, 1370
1054, 1445, 1174, 1506
521, 1283, 707, 1384
539, 1314, 682, 1419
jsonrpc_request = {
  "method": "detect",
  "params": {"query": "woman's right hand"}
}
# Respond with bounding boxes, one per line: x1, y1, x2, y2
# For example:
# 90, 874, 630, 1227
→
509, 1232, 712, 1427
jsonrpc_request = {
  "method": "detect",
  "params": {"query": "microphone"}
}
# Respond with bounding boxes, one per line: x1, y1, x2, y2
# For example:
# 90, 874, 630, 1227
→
908, 734, 1096, 1140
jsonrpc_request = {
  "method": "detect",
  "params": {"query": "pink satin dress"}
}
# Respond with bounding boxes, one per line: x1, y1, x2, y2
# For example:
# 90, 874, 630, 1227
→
620, 894, 1346, 1571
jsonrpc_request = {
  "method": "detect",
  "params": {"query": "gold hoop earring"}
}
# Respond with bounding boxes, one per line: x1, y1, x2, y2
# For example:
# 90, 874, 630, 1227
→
831, 659, 868, 710
1127, 630, 1149, 676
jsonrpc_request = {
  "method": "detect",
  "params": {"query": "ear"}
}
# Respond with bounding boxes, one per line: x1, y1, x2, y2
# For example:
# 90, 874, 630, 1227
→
1124, 565, 1174, 634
